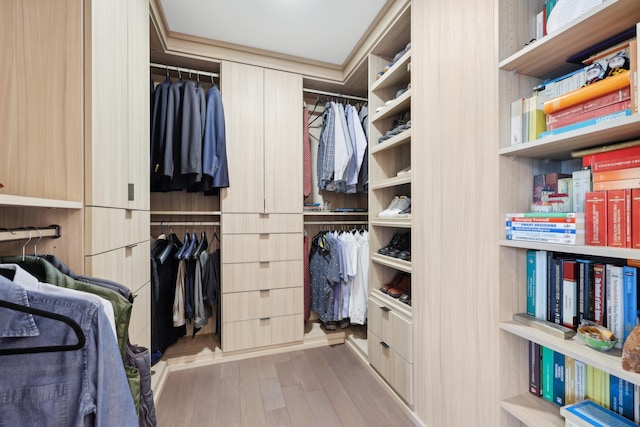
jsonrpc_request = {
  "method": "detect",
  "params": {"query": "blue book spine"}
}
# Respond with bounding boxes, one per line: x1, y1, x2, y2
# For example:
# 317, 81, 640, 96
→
611, 375, 635, 420
539, 109, 632, 138
548, 256, 557, 323
506, 225, 578, 233
623, 266, 638, 343
527, 250, 537, 316
542, 346, 554, 403
553, 350, 565, 406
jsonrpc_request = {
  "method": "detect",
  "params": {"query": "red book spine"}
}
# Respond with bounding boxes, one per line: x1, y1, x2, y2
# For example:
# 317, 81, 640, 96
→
633, 188, 640, 249
606, 189, 631, 248
546, 87, 631, 126
547, 100, 631, 131
593, 263, 606, 326
585, 191, 607, 246
582, 144, 640, 169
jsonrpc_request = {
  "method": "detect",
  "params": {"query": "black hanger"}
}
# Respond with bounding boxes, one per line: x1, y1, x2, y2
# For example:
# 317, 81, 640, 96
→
174, 231, 191, 259
0, 299, 86, 355
192, 231, 208, 259
181, 232, 198, 259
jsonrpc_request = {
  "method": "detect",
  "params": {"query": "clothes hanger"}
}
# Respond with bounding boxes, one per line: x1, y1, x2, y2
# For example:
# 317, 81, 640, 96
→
0, 299, 86, 355
192, 230, 208, 259
32, 228, 43, 256
174, 230, 191, 259
181, 232, 198, 259
21, 229, 32, 261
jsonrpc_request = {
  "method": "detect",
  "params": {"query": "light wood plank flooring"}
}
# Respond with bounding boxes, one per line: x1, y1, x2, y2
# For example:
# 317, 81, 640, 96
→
155, 344, 417, 427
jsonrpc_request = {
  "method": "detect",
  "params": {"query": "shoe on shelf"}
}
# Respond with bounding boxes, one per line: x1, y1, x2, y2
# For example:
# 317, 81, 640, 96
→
377, 232, 404, 256
388, 275, 411, 298
397, 206, 411, 218
380, 272, 406, 294
378, 196, 400, 217
380, 196, 410, 218
396, 166, 411, 178
388, 232, 410, 258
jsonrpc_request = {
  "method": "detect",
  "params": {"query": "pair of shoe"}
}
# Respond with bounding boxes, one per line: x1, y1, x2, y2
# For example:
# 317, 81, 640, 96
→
379, 196, 411, 218
378, 42, 413, 76
380, 273, 411, 299
377, 231, 410, 260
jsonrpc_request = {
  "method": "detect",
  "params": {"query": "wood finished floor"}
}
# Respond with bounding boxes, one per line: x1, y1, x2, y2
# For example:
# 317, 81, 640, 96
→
155, 344, 417, 427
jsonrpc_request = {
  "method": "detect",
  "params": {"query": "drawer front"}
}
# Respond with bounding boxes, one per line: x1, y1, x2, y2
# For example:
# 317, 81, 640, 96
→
129, 281, 151, 349
222, 287, 303, 322
84, 240, 150, 291
222, 260, 302, 292
368, 330, 413, 405
223, 233, 302, 263
85, 207, 149, 254
223, 213, 302, 234
222, 313, 303, 352
368, 298, 413, 363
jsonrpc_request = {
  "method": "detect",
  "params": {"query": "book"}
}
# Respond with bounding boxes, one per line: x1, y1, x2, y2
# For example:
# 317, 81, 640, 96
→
630, 35, 638, 114
593, 166, 640, 183
579, 140, 640, 168
538, 108, 632, 139
554, 350, 566, 406
536, 251, 549, 321
510, 98, 524, 145
543, 69, 631, 114
506, 225, 582, 233
594, 263, 607, 326
607, 264, 624, 347
606, 189, 631, 247
522, 93, 530, 143
513, 313, 577, 339
529, 93, 546, 140
575, 360, 586, 403
633, 189, 640, 248
610, 375, 635, 420
505, 232, 584, 245
594, 178, 640, 191
622, 265, 638, 344
549, 255, 558, 323
563, 259, 579, 329
585, 191, 607, 246
507, 216, 584, 224
527, 250, 537, 316
573, 168, 593, 213
529, 340, 542, 396
558, 177, 574, 212
572, 139, 640, 162
542, 346, 554, 403
561, 399, 638, 427
505, 212, 585, 218
546, 99, 632, 131
533, 173, 572, 203
546, 86, 631, 127
565, 355, 576, 405
577, 259, 595, 322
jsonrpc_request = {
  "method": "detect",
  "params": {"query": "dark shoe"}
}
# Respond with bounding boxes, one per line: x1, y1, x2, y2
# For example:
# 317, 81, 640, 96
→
399, 293, 411, 305
380, 273, 406, 294
388, 276, 411, 298
388, 232, 411, 258
378, 232, 403, 256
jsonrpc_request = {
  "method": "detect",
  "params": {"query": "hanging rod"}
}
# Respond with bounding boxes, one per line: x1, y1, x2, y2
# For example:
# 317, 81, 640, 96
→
0, 225, 61, 243
303, 221, 369, 225
150, 221, 220, 227
150, 62, 219, 79
303, 88, 368, 102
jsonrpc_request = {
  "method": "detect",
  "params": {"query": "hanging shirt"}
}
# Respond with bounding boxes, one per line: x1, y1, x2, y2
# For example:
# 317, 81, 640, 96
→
317, 102, 335, 190
204, 85, 229, 191
349, 231, 369, 325
151, 77, 172, 192
303, 108, 312, 197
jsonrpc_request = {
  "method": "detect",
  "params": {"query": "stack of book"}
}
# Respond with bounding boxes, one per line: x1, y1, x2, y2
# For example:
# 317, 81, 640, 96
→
506, 212, 585, 245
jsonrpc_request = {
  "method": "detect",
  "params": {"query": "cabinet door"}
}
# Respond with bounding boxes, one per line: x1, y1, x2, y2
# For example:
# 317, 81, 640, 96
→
263, 69, 303, 213
220, 61, 265, 213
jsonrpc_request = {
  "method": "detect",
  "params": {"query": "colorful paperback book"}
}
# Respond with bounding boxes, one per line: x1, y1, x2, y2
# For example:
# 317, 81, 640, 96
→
561, 400, 638, 427
563, 259, 579, 329
606, 264, 624, 348
506, 221, 583, 230
536, 250, 548, 321
506, 233, 584, 245
553, 350, 566, 406
539, 109, 632, 139
542, 346, 554, 403
546, 99, 631, 131
622, 265, 638, 343
565, 355, 576, 405
527, 250, 537, 316
610, 375, 634, 420
507, 216, 584, 223
575, 360, 586, 403
594, 263, 607, 326
506, 225, 580, 233
529, 340, 542, 396
506, 212, 585, 218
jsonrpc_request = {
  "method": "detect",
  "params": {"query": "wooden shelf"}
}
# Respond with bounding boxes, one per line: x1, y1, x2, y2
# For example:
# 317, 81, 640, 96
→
370, 217, 411, 228
499, 239, 640, 260
500, 321, 640, 386
0, 194, 83, 209
370, 89, 411, 123
370, 289, 412, 318
303, 211, 368, 216
371, 49, 411, 92
498, 0, 640, 78
151, 210, 221, 216
499, 115, 640, 161
371, 128, 412, 154
500, 393, 563, 427
371, 253, 412, 273
370, 175, 411, 190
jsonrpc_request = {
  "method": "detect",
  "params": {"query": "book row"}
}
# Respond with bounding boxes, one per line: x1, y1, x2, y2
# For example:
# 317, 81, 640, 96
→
529, 342, 639, 425
526, 250, 638, 349
585, 189, 640, 248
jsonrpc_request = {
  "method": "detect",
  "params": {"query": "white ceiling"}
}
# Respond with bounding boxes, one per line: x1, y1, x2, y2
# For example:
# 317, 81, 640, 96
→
158, 0, 389, 65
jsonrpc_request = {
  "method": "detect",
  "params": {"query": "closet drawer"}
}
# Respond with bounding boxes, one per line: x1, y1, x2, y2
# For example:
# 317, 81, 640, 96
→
368, 297, 413, 363
223, 213, 302, 234
84, 240, 150, 291
222, 287, 302, 322
368, 330, 414, 406
128, 281, 151, 349
222, 259, 302, 293
222, 313, 303, 353
85, 207, 149, 255
223, 233, 302, 263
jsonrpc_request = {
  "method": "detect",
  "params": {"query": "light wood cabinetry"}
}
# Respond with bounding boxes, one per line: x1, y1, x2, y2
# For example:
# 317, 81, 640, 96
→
367, 3, 413, 406
220, 62, 304, 352
498, 1, 640, 425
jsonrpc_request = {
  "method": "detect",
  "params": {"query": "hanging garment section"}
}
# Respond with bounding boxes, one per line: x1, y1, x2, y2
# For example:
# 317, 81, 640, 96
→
150, 226, 221, 362
308, 228, 369, 330
150, 64, 229, 195
0, 227, 156, 427
311, 100, 369, 194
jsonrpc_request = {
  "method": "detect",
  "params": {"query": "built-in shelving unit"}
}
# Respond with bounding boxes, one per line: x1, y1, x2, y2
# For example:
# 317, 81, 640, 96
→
498, 0, 640, 424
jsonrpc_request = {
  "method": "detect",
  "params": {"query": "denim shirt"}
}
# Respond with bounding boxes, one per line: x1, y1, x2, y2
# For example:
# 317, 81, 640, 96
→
0, 276, 137, 426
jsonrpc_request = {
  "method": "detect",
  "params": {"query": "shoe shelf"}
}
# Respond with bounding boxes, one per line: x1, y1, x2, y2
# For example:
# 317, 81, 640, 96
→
370, 217, 411, 228
371, 48, 412, 92
370, 288, 412, 317
371, 253, 412, 274
370, 175, 411, 190
371, 128, 412, 155
370, 89, 411, 123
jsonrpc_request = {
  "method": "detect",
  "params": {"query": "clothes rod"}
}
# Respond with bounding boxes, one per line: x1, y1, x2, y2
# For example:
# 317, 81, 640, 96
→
150, 221, 220, 227
303, 88, 368, 102
303, 221, 369, 225
150, 62, 219, 79
0, 225, 61, 243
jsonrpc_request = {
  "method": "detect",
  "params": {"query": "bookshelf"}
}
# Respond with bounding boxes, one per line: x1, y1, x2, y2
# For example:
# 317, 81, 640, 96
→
498, 0, 640, 425
367, 2, 413, 406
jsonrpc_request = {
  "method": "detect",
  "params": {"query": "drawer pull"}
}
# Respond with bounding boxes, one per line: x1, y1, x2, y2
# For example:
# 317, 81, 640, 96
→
380, 306, 391, 313
380, 341, 389, 349
260, 317, 271, 321
125, 244, 138, 249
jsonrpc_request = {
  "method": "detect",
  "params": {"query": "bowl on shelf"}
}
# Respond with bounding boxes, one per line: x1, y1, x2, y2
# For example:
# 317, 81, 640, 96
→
575, 323, 617, 352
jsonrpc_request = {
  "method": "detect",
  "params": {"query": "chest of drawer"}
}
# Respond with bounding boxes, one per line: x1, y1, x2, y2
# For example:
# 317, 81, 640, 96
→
223, 233, 302, 263
368, 329, 413, 405
222, 259, 302, 293
222, 287, 303, 322
368, 296, 413, 363
223, 213, 302, 234
222, 313, 303, 353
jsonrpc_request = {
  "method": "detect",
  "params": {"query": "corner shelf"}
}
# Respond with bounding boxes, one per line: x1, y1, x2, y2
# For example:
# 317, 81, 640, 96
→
370, 217, 411, 228
370, 89, 411, 123
370, 176, 412, 190
371, 129, 412, 155
371, 49, 411, 92
0, 194, 83, 209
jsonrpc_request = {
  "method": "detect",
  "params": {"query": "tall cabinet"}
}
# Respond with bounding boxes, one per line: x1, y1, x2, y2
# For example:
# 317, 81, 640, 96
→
498, 1, 640, 425
366, 4, 414, 406
221, 61, 304, 353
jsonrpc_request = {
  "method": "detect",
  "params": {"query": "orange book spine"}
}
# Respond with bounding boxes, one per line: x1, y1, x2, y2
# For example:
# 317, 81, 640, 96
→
592, 166, 640, 182
585, 191, 607, 246
543, 70, 631, 114
593, 178, 640, 191
606, 189, 631, 248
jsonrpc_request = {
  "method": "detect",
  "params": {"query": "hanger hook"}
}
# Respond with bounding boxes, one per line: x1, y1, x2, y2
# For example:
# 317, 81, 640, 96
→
32, 228, 43, 256
22, 229, 32, 261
